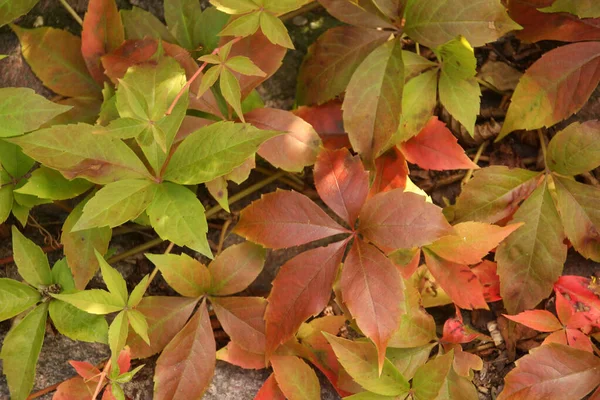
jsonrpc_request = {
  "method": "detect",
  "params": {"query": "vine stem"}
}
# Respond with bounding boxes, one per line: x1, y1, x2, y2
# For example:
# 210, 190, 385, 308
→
538, 129, 548, 171
57, 0, 83, 26
462, 140, 488, 186
166, 36, 243, 116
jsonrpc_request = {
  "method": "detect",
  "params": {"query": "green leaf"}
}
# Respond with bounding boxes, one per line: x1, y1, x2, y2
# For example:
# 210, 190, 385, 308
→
0, 185, 13, 224
165, 0, 204, 50
225, 56, 266, 76
147, 182, 212, 257
0, 139, 34, 179
263, 0, 310, 14
404, 0, 521, 48
52, 289, 125, 314
11, 226, 52, 288
49, 300, 109, 344
0, 0, 40, 27
436, 37, 481, 136
0, 302, 48, 400
128, 275, 149, 308
164, 121, 281, 184
386, 344, 436, 380
196, 7, 230, 54
219, 12, 261, 37
403, 51, 438, 80
546, 121, 600, 176
127, 309, 150, 345
388, 285, 437, 348
61, 195, 112, 290
496, 178, 567, 314
50, 258, 75, 292
11, 203, 30, 226
96, 250, 128, 305
120, 7, 177, 42
271, 356, 321, 400
324, 333, 410, 396
211, 0, 260, 14
345, 393, 397, 400
0, 88, 71, 137
540, 0, 600, 19
8, 123, 151, 184
109, 310, 129, 365
102, 118, 148, 139
146, 253, 211, 297
343, 37, 404, 161
72, 179, 157, 231
220, 68, 245, 122
197, 65, 222, 100
114, 364, 145, 383
394, 68, 438, 143
14, 167, 93, 200
0, 278, 40, 322
260, 11, 294, 49
412, 351, 478, 400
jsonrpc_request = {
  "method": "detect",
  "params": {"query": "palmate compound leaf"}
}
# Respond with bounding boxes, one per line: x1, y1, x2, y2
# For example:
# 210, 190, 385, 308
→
0, 88, 71, 137
496, 177, 568, 314
546, 121, 600, 176
264, 240, 347, 356
318, 0, 395, 29
0, 278, 40, 321
81, 0, 124, 85
499, 42, 600, 140
341, 239, 404, 372
297, 25, 390, 106
359, 189, 453, 253
210, 296, 266, 354
324, 333, 410, 396
164, 121, 281, 184
11, 226, 52, 288
403, 0, 521, 49
234, 190, 349, 249
154, 299, 215, 400
451, 166, 541, 223
343, 37, 404, 162
146, 253, 211, 298
208, 241, 265, 296
271, 355, 321, 400
245, 107, 322, 173
0, 302, 48, 400
498, 343, 600, 400
8, 123, 151, 184
540, 0, 600, 19
314, 147, 369, 227
11, 25, 101, 98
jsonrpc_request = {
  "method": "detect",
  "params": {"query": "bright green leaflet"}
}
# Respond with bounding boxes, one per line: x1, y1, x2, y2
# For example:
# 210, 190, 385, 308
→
120, 7, 177, 42
14, 167, 93, 200
11, 226, 52, 288
0, 278, 40, 321
0, 0, 40, 27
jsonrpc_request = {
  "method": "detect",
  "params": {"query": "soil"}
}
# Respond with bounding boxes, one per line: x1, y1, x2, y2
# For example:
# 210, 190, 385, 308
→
1, 1, 600, 400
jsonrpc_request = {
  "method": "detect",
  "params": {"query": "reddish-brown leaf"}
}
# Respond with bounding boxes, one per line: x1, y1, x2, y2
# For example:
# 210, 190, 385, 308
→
54, 376, 99, 400
211, 296, 266, 355
271, 355, 321, 400
208, 242, 265, 296
217, 341, 266, 370
359, 189, 454, 253
314, 148, 369, 227
127, 296, 199, 359
11, 25, 101, 98
341, 239, 403, 371
472, 260, 502, 302
318, 0, 395, 29
69, 361, 101, 381
423, 248, 489, 310
507, 0, 600, 43
245, 108, 322, 172
255, 374, 286, 400
293, 101, 349, 150
154, 300, 215, 400
400, 117, 478, 171
504, 310, 563, 332
369, 147, 409, 198
265, 240, 347, 357
81, 0, 124, 85
235, 190, 349, 249
498, 343, 600, 400
426, 222, 522, 265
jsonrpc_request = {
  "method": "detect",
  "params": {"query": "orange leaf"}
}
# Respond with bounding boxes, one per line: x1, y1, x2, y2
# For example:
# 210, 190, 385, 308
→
369, 147, 409, 198
293, 100, 349, 150
255, 374, 286, 400
211, 296, 267, 355
217, 341, 266, 370
504, 310, 562, 332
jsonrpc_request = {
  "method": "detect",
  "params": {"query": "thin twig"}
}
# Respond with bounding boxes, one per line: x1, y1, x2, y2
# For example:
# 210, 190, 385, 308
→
217, 219, 232, 255
57, 0, 83, 26
537, 129, 548, 171
582, 172, 600, 188
462, 141, 488, 186
255, 167, 304, 191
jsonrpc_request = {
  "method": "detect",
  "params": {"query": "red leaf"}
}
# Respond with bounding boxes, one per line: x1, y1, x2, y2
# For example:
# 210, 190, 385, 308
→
555, 290, 575, 326
426, 222, 523, 265
255, 374, 286, 400
69, 361, 101, 381
503, 310, 562, 332
217, 341, 266, 370
359, 190, 454, 253
507, 0, 600, 43
423, 249, 489, 310
555, 276, 600, 327
472, 260, 502, 302
234, 190, 349, 249
127, 296, 199, 359
271, 355, 321, 400
81, 0, 124, 85
154, 299, 215, 399
245, 108, 322, 172
211, 296, 266, 355
400, 117, 478, 171
265, 240, 347, 357
498, 343, 600, 400
341, 239, 403, 371
208, 242, 265, 296
54, 376, 99, 400
369, 147, 409, 198
293, 101, 349, 150
566, 328, 593, 353
441, 312, 482, 344
116, 347, 131, 375
314, 148, 369, 226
